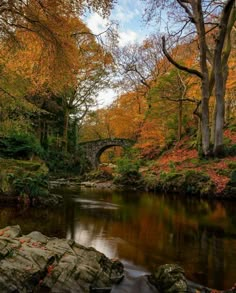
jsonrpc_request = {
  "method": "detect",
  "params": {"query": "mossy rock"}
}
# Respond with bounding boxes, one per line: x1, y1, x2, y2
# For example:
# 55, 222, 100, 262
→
149, 264, 188, 292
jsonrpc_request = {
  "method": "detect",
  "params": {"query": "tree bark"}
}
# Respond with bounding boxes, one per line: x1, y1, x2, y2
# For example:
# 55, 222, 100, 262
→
210, 102, 216, 145
197, 118, 202, 154
213, 0, 235, 156
62, 107, 69, 154
214, 63, 225, 156
193, 0, 211, 156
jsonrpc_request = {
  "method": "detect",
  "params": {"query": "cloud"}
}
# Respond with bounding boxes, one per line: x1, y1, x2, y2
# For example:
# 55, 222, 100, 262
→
96, 89, 117, 107
86, 13, 109, 35
113, 5, 138, 24
85, 12, 140, 47
118, 30, 138, 47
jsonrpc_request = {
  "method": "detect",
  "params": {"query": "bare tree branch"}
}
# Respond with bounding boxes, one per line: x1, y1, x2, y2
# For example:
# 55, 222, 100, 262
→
162, 36, 203, 78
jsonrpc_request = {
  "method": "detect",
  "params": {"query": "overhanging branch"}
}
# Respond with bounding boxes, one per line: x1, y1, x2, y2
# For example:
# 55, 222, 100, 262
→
162, 36, 203, 79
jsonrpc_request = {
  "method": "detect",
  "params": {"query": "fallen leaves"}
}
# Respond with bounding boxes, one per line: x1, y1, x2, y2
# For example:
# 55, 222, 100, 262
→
151, 134, 236, 194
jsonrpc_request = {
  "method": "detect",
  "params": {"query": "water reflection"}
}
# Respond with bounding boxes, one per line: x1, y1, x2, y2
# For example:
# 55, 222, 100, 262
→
0, 188, 236, 290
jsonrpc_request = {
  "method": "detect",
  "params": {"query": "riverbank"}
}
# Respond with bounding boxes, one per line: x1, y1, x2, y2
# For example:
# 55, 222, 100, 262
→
80, 159, 236, 199
140, 141, 236, 198
93, 134, 236, 199
0, 158, 63, 207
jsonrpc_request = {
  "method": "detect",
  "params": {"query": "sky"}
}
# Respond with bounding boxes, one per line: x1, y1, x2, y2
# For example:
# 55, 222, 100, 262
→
84, 0, 151, 108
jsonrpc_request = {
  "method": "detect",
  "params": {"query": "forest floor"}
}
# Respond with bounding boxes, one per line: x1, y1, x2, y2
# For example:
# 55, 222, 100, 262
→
147, 129, 236, 194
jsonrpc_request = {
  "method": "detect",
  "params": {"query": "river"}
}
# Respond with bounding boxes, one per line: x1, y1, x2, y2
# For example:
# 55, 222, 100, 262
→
0, 186, 236, 290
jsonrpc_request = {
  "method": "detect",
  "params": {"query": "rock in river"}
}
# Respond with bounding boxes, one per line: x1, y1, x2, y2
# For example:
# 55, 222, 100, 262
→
0, 225, 124, 292
1, 226, 233, 293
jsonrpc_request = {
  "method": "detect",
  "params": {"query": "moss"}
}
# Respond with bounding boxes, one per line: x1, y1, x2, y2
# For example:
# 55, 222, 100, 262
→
222, 170, 236, 198
145, 169, 215, 196
228, 162, 236, 170
84, 169, 113, 181
230, 170, 236, 185
0, 158, 49, 203
142, 173, 160, 191
216, 168, 231, 177
113, 171, 143, 188
158, 172, 185, 193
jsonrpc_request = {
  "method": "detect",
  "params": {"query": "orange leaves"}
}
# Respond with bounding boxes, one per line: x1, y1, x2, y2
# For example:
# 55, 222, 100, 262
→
158, 140, 198, 167
207, 169, 229, 194
224, 129, 236, 143
47, 265, 54, 275
19, 239, 27, 244
0, 227, 10, 237
1, 1, 110, 97
152, 135, 236, 194
81, 91, 147, 141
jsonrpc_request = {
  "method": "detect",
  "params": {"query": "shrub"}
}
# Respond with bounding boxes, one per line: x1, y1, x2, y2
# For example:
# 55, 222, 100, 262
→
228, 162, 236, 170
0, 132, 43, 159
84, 169, 113, 181
115, 157, 140, 175
45, 149, 89, 175
158, 170, 215, 196
142, 172, 159, 191
230, 170, 236, 185
226, 144, 236, 156
8, 172, 48, 200
114, 156, 142, 187
0, 158, 49, 205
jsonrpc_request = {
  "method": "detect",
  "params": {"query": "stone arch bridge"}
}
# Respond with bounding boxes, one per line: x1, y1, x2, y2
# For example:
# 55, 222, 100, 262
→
78, 138, 135, 168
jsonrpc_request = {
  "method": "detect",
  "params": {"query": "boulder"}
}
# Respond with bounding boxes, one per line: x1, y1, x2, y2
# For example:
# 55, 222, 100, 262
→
148, 264, 188, 292
0, 226, 124, 292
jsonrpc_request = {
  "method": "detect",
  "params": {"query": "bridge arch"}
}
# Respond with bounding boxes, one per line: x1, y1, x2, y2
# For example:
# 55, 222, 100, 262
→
78, 138, 135, 169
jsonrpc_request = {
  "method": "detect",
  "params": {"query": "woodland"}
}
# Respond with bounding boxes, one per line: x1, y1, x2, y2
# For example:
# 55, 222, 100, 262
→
0, 0, 235, 201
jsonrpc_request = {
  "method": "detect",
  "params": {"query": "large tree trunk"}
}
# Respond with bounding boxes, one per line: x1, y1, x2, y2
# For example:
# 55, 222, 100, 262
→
72, 118, 78, 153
196, 118, 202, 154
213, 65, 225, 156
40, 120, 48, 150
193, 1, 211, 156
213, 0, 235, 156
201, 82, 211, 156
62, 107, 69, 154
210, 102, 216, 145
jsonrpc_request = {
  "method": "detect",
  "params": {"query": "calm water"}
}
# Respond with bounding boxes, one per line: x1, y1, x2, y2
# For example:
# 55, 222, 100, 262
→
0, 186, 236, 290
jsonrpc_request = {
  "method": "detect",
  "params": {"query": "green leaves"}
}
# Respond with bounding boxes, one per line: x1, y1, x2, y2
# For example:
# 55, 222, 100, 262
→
0, 132, 44, 159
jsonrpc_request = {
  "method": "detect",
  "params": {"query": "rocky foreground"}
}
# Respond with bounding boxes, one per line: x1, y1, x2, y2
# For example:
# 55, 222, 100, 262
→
0, 226, 235, 293
0, 225, 124, 292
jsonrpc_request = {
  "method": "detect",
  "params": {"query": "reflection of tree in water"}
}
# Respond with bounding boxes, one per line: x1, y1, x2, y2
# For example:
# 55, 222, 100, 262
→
0, 205, 66, 237
198, 227, 225, 289
23, 188, 236, 290
65, 197, 75, 240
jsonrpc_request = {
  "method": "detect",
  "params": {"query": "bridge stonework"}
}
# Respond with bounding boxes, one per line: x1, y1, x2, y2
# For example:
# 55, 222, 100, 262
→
78, 138, 134, 168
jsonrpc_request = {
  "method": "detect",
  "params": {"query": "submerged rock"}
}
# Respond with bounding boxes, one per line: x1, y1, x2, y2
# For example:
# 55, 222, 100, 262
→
0, 225, 124, 292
